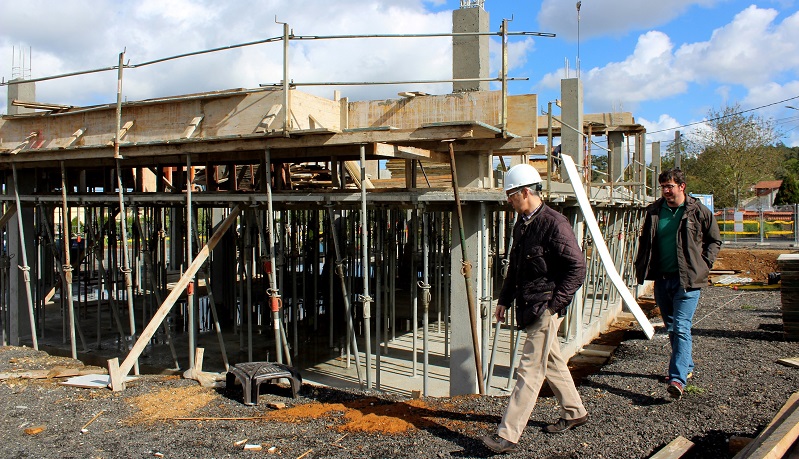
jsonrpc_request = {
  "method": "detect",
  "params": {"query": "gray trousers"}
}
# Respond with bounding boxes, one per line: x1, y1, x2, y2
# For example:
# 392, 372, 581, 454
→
497, 310, 587, 443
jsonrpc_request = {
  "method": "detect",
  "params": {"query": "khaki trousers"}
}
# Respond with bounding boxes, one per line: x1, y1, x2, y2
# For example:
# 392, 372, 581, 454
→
497, 310, 587, 443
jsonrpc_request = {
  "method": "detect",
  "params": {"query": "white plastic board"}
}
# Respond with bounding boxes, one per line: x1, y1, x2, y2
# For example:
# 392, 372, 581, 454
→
61, 374, 138, 389
561, 154, 655, 339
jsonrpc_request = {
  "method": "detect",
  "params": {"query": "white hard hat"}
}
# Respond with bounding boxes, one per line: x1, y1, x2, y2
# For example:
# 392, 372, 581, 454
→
504, 164, 542, 192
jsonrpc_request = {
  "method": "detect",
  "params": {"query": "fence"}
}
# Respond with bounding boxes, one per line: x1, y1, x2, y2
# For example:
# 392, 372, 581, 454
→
716, 206, 799, 244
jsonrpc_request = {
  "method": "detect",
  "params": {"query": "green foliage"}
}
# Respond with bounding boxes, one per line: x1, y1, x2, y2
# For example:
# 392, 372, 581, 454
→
684, 385, 706, 395
677, 104, 781, 208
591, 154, 608, 182
773, 175, 799, 205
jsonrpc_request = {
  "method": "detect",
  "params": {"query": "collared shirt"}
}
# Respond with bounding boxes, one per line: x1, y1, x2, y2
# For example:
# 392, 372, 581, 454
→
656, 201, 685, 274
521, 202, 543, 222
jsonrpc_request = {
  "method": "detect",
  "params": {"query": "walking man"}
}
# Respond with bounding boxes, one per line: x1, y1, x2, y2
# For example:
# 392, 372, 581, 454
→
482, 164, 588, 454
634, 168, 721, 400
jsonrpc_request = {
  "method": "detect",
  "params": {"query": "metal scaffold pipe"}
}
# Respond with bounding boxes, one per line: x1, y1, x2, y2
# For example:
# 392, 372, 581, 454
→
359, 144, 373, 389
10, 164, 37, 350
447, 141, 485, 395
186, 155, 196, 369
264, 148, 285, 365
420, 210, 431, 396
60, 162, 78, 358
327, 206, 363, 388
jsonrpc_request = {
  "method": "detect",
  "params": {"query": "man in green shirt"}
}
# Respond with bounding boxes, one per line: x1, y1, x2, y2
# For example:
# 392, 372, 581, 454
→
634, 168, 722, 400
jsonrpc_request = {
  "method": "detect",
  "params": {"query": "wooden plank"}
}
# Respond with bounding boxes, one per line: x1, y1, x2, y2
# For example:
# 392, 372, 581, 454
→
64, 128, 86, 147
0, 366, 102, 380
109, 204, 244, 390
649, 436, 694, 459
735, 392, 799, 458
777, 357, 799, 368
0, 203, 17, 230
255, 104, 282, 133
746, 404, 799, 459
372, 143, 450, 163
344, 161, 374, 190
181, 116, 204, 139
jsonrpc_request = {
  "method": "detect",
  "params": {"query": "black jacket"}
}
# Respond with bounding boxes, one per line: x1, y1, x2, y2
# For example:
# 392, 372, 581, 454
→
634, 195, 722, 288
499, 204, 586, 329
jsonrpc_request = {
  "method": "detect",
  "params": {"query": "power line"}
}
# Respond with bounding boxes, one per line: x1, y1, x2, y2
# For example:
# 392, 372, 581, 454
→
647, 95, 799, 135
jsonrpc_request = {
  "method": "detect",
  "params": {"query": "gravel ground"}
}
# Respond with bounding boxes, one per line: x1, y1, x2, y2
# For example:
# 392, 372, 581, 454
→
1, 286, 797, 459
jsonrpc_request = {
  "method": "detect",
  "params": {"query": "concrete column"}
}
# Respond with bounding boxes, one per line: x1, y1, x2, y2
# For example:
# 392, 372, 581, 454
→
652, 142, 661, 198
608, 131, 624, 183
449, 152, 491, 395
8, 169, 35, 345
560, 79, 584, 183
452, 6, 489, 92
7, 79, 35, 115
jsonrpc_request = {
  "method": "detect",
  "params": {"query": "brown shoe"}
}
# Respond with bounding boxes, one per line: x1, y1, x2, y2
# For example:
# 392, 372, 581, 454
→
544, 414, 589, 433
481, 434, 518, 454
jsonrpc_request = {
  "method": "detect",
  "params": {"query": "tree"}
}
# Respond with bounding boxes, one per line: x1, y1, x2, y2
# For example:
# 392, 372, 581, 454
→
773, 175, 799, 206
682, 104, 780, 208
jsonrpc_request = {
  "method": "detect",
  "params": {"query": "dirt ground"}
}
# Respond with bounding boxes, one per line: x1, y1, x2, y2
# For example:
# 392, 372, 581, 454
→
1, 247, 797, 458
711, 247, 795, 283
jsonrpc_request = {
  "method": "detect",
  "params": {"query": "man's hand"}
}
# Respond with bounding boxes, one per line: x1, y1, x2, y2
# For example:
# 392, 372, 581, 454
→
495, 304, 507, 323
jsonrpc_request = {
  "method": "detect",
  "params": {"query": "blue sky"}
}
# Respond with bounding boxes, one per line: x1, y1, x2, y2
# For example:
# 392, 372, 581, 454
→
2, 0, 799, 162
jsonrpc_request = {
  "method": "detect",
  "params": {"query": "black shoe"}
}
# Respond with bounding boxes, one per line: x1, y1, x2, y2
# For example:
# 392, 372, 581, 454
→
481, 434, 518, 454
544, 414, 589, 433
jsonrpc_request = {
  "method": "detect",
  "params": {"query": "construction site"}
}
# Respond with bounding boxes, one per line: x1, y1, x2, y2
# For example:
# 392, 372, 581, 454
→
0, 2, 797, 458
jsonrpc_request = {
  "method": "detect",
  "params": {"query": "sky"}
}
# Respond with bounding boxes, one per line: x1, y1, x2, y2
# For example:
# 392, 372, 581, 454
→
2, 0, 799, 164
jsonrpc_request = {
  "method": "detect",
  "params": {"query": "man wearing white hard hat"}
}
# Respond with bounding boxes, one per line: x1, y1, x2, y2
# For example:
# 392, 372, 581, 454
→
482, 163, 588, 454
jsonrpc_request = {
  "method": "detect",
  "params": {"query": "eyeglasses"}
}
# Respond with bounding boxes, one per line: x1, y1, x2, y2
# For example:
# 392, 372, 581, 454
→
506, 188, 523, 199
660, 184, 679, 191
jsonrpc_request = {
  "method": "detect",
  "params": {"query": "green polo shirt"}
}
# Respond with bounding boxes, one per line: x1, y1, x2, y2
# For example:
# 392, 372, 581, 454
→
656, 201, 685, 274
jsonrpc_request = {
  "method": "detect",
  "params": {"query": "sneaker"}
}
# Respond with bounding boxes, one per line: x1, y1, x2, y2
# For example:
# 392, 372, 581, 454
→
544, 414, 589, 433
667, 380, 684, 400
481, 434, 518, 454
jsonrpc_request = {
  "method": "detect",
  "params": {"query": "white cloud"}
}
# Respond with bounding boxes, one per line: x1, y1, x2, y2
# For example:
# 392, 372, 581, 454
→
0, 0, 460, 112
538, 31, 689, 112
674, 6, 799, 86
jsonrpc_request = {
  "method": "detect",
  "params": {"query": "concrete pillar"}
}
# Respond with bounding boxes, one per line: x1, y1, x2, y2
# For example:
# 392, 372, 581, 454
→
652, 141, 662, 198
449, 151, 491, 395
452, 6, 489, 93
7, 78, 35, 115
8, 169, 35, 345
560, 79, 584, 183
608, 132, 624, 183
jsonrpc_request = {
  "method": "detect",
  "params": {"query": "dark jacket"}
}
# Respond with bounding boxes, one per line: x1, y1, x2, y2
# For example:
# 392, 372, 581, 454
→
498, 204, 586, 329
634, 195, 722, 288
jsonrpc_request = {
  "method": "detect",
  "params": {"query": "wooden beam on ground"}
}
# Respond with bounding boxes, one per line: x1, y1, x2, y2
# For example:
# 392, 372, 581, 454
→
734, 392, 799, 458
649, 436, 694, 459
777, 357, 799, 368
107, 203, 244, 391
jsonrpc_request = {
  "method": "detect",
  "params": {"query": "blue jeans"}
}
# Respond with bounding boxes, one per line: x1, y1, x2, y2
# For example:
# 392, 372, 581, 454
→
654, 278, 701, 386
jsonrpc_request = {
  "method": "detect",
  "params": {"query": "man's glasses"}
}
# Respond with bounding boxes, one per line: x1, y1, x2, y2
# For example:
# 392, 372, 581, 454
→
660, 184, 678, 191
506, 188, 523, 199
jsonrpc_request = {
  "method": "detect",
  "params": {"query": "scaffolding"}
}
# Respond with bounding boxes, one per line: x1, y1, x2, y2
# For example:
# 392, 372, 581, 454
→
0, 19, 652, 397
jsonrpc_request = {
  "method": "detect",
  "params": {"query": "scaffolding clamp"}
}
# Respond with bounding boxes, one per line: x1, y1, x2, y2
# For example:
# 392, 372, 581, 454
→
417, 280, 432, 307
267, 288, 282, 312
